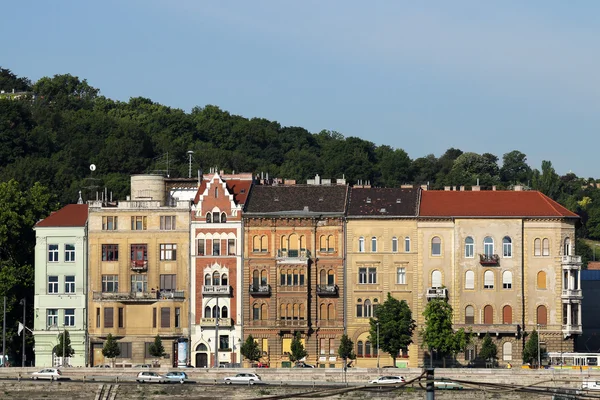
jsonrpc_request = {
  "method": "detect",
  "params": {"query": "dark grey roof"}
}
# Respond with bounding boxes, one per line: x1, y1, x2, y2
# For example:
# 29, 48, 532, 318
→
244, 185, 348, 215
347, 187, 420, 217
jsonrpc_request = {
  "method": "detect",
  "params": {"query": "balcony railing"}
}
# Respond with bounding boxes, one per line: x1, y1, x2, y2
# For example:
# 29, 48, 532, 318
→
453, 323, 520, 335
561, 289, 583, 299
562, 324, 583, 335
249, 284, 271, 296
426, 287, 448, 301
562, 255, 582, 265
199, 318, 232, 327
202, 285, 232, 296
130, 260, 148, 271
92, 290, 184, 302
316, 284, 339, 296
276, 249, 311, 262
276, 319, 308, 328
479, 254, 500, 266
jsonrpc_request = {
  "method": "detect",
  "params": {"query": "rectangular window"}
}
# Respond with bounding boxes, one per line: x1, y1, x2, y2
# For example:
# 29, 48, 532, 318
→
405, 237, 411, 252
65, 244, 75, 262
117, 342, 132, 358
64, 309, 75, 326
212, 239, 220, 256
130, 216, 147, 230
228, 239, 236, 255
358, 268, 367, 284
102, 216, 118, 230
253, 307, 260, 320
102, 275, 119, 292
48, 276, 59, 294
358, 238, 364, 252
320, 338, 326, 355
104, 307, 114, 328
102, 244, 119, 261
371, 237, 377, 252
131, 275, 148, 293
219, 335, 230, 350
144, 342, 153, 358
356, 303, 363, 318
212, 211, 220, 223
118, 307, 124, 328
368, 268, 377, 284
397, 267, 406, 284
175, 307, 181, 328
329, 338, 335, 355
96, 308, 100, 328
153, 308, 157, 328
197, 239, 205, 256
160, 215, 176, 230
48, 244, 59, 262
65, 275, 75, 293
160, 274, 176, 291
160, 244, 177, 260
161, 307, 171, 328
47, 309, 58, 327
392, 238, 398, 253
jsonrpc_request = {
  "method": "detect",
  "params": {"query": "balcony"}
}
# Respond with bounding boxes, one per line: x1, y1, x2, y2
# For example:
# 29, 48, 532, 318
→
562, 255, 582, 270
479, 254, 500, 266
453, 323, 519, 336
199, 318, 233, 328
277, 319, 308, 328
561, 289, 583, 300
562, 324, 582, 335
426, 287, 448, 301
316, 284, 339, 296
92, 290, 185, 302
131, 260, 148, 272
249, 284, 271, 296
276, 249, 311, 264
202, 285, 232, 296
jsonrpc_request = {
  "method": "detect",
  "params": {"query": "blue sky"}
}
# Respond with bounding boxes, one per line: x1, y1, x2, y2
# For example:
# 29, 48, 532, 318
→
3, 1, 599, 177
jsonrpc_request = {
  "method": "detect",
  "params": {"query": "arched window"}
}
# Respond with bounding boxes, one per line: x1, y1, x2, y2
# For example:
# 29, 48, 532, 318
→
204, 306, 211, 318
465, 305, 474, 324
260, 235, 268, 252
502, 271, 513, 289
405, 236, 411, 252
328, 303, 335, 320
252, 304, 260, 320
465, 270, 475, 289
320, 269, 326, 284
432, 270, 442, 288
221, 273, 228, 286
280, 303, 286, 320
484, 237, 494, 256
357, 341, 363, 357
431, 236, 441, 256
484, 305, 493, 324
534, 238, 541, 256
327, 235, 334, 252
358, 237, 365, 252
365, 341, 371, 356
503, 342, 513, 361
252, 270, 259, 287
206, 213, 212, 223
465, 237, 474, 258
371, 237, 377, 252
261, 304, 267, 320
320, 303, 326, 320
392, 237, 398, 253
205, 273, 211, 286
564, 237, 571, 256
364, 299, 372, 317
222, 306, 228, 318
293, 304, 299, 320
484, 270, 494, 289
252, 236, 260, 252
542, 239, 550, 256
221, 212, 227, 223
261, 270, 268, 285
196, 343, 208, 352
503, 236, 512, 258
212, 305, 220, 318
537, 271, 547, 289
503, 305, 512, 324
212, 271, 220, 286
327, 269, 335, 285
320, 236, 327, 252
537, 305, 548, 326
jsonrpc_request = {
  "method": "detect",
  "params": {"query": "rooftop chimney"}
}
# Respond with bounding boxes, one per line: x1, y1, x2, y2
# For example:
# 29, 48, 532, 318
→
514, 185, 523, 191
444, 186, 451, 191
472, 185, 481, 191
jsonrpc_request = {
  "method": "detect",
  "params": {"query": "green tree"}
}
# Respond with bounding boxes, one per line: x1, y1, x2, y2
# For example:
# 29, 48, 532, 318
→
54, 330, 75, 364
148, 335, 166, 358
240, 335, 262, 363
478, 333, 498, 367
0, 67, 32, 92
102, 333, 120, 366
422, 299, 472, 367
289, 332, 307, 364
337, 334, 356, 366
523, 329, 540, 367
531, 160, 561, 200
500, 150, 532, 184
369, 293, 416, 365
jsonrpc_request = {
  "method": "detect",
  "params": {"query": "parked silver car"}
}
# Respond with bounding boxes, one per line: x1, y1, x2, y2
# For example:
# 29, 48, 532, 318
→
224, 373, 262, 385
136, 371, 166, 383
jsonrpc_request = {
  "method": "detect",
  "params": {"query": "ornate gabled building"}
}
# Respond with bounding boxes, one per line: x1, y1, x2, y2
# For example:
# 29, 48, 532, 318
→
242, 178, 348, 367
189, 171, 252, 367
417, 187, 581, 366
87, 175, 190, 366
345, 186, 421, 368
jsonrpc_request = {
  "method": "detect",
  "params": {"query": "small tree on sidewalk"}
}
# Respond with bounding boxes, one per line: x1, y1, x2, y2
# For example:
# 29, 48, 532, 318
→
338, 334, 356, 382
148, 335, 166, 366
102, 333, 120, 367
523, 329, 540, 367
55, 330, 75, 366
289, 332, 307, 365
240, 335, 262, 365
478, 333, 498, 367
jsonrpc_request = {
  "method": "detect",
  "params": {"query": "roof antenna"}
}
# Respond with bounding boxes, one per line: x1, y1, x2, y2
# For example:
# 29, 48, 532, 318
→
187, 151, 194, 178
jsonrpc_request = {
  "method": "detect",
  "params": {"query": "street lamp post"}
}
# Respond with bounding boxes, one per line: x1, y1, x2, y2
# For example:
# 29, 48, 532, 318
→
20, 298, 25, 367
214, 296, 219, 368
376, 322, 380, 370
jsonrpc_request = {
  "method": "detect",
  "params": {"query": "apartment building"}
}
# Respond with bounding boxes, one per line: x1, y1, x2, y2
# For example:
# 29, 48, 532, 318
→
417, 188, 581, 366
87, 175, 190, 366
345, 186, 420, 368
242, 177, 348, 367
33, 203, 89, 367
189, 171, 252, 367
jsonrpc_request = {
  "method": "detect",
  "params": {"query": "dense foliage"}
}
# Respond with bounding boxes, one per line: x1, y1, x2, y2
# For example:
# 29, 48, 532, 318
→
240, 335, 262, 363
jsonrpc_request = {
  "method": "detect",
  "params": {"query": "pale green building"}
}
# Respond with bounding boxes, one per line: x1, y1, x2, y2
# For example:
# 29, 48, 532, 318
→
33, 203, 88, 367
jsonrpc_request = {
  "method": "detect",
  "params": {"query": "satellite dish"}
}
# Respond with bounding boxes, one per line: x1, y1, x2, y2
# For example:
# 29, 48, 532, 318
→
90, 164, 96, 171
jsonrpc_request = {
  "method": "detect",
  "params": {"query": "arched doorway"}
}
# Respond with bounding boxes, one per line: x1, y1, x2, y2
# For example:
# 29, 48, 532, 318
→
195, 343, 208, 368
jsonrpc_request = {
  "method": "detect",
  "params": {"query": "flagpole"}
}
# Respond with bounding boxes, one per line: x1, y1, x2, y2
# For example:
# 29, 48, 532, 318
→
20, 298, 25, 367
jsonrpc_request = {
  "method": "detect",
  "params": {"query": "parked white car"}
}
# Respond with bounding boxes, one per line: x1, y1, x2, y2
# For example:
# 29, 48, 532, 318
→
136, 371, 166, 383
224, 373, 262, 385
31, 368, 62, 380
369, 375, 406, 385
165, 371, 190, 384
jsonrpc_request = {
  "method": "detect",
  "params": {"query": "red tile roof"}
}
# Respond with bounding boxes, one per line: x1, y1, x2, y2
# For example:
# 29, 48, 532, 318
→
35, 204, 89, 227
419, 190, 578, 218
193, 179, 252, 205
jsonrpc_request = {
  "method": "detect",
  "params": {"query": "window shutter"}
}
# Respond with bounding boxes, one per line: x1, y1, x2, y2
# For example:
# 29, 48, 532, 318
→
161, 307, 171, 328
104, 307, 114, 328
